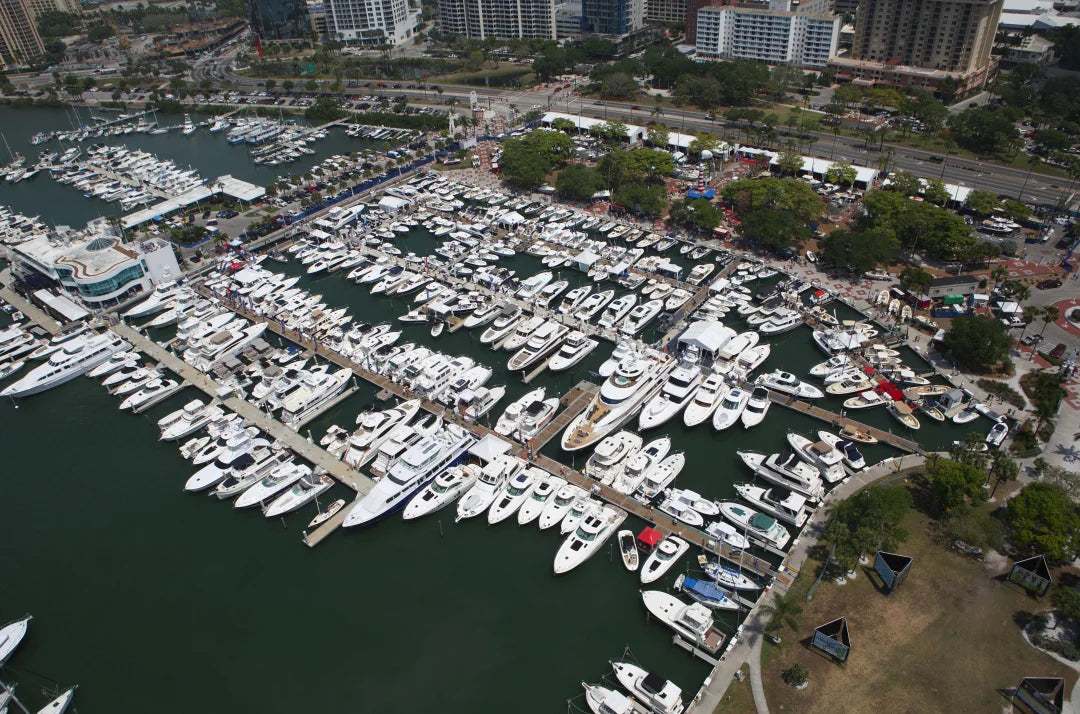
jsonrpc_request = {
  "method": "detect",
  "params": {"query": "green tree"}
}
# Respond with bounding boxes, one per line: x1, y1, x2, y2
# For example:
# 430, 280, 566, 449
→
466, 49, 484, 71
824, 162, 857, 187
282, 79, 294, 92
776, 151, 804, 177
740, 207, 810, 252
1001, 199, 1031, 222
722, 177, 824, 223
899, 266, 934, 294
304, 80, 317, 91
923, 179, 951, 206
555, 164, 604, 201
924, 458, 987, 514
552, 117, 577, 133
668, 198, 722, 231
647, 126, 670, 148
819, 229, 897, 273
614, 183, 667, 215
966, 189, 1001, 216
499, 128, 573, 188
988, 450, 1020, 496
825, 485, 912, 569
760, 594, 802, 642
888, 171, 924, 197
1052, 587, 1080, 622
943, 314, 1012, 371
1007, 483, 1080, 562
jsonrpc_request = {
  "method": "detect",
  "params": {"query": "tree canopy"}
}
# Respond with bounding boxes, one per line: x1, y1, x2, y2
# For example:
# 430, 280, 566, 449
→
499, 129, 573, 188
819, 229, 897, 273
824, 485, 912, 570
860, 190, 978, 262
668, 198, 722, 232
923, 458, 987, 515
740, 208, 810, 252
555, 164, 604, 202
825, 162, 857, 187
947, 108, 1023, 157
1007, 482, 1080, 562
899, 265, 934, 293
942, 314, 1012, 371
722, 177, 824, 224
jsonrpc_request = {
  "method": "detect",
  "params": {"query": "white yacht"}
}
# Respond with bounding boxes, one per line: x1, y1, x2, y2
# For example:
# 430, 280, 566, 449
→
585, 431, 643, 485
210, 448, 291, 500
479, 307, 522, 344
640, 591, 725, 653
557, 285, 591, 314
619, 299, 663, 335
787, 433, 847, 484
456, 454, 526, 522
184, 432, 271, 491
562, 351, 673, 451
682, 373, 727, 427
500, 314, 545, 352
547, 331, 598, 372
636, 453, 685, 501
118, 378, 181, 410
756, 370, 823, 399
459, 385, 505, 421
719, 501, 790, 550
517, 474, 567, 525
122, 283, 182, 319
598, 341, 635, 378
184, 323, 268, 373
368, 415, 443, 478
640, 536, 689, 584
740, 386, 771, 428
844, 390, 889, 410
0, 614, 31, 665
737, 451, 824, 501
263, 470, 334, 517
0, 327, 41, 363
598, 294, 637, 329
537, 483, 587, 530
26, 324, 91, 361
402, 464, 482, 520
734, 483, 810, 527
515, 271, 553, 301
711, 387, 750, 431
343, 399, 421, 468
3, 333, 130, 398
581, 683, 644, 714
280, 368, 352, 428
553, 505, 627, 574
809, 354, 853, 377
234, 462, 312, 509
488, 466, 546, 524
638, 363, 701, 430
507, 322, 569, 372
159, 400, 224, 441
817, 431, 867, 472
86, 351, 137, 379
560, 496, 601, 535
572, 289, 614, 321
612, 436, 670, 495
611, 661, 686, 714
344, 424, 474, 526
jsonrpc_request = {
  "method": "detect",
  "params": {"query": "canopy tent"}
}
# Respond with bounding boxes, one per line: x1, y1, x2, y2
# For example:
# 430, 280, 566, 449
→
378, 195, 410, 214
687, 187, 716, 199
496, 211, 525, 228
469, 433, 512, 463
677, 320, 735, 360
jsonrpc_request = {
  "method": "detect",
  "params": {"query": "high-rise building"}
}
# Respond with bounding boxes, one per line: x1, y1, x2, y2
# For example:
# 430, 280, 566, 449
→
581, 0, 643, 35
323, 0, 419, 44
248, 0, 312, 39
830, 0, 1002, 92
0, 0, 44, 69
555, 0, 583, 37
646, 0, 685, 25
437, 0, 557, 39
695, 3, 839, 66
23, 0, 80, 19
684, 0, 733, 44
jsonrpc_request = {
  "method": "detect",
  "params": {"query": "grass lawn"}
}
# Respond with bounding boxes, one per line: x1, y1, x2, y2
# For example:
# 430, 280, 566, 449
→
712, 665, 753, 714
760, 506, 1076, 714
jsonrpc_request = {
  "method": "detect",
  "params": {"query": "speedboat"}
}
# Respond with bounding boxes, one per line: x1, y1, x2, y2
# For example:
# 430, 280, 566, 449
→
2, 333, 130, 398
817, 431, 867, 472
737, 451, 824, 501
581, 683, 643, 714
572, 289, 614, 321
756, 370, 823, 399
234, 462, 312, 509
517, 474, 567, 525
843, 390, 889, 410
0, 614, 31, 665
787, 432, 847, 484
158, 400, 223, 441
640, 591, 725, 653
887, 401, 921, 430
640, 536, 689, 584
674, 574, 739, 610
610, 661, 685, 714
636, 453, 685, 501
618, 530, 639, 571
682, 373, 727, 427
553, 505, 627, 574
740, 386, 771, 428
456, 454, 526, 522
585, 431, 643, 486
612, 436, 670, 495
488, 466, 546, 524
562, 350, 673, 451
734, 483, 810, 527
711, 387, 750, 431
403, 464, 482, 520
986, 420, 1009, 448
345, 424, 473, 526
547, 331, 598, 372
118, 378, 181, 410
638, 363, 702, 430
825, 377, 877, 396
537, 483, 587, 530
719, 501, 791, 550
264, 470, 334, 518
479, 306, 522, 344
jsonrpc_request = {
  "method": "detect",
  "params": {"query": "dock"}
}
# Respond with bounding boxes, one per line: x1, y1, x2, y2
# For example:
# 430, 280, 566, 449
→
110, 322, 375, 495
529, 383, 597, 449
672, 635, 722, 667
767, 391, 924, 454
0, 286, 61, 335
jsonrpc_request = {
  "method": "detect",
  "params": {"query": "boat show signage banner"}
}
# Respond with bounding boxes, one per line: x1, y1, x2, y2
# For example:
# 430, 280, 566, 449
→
873, 551, 914, 594
1009, 556, 1052, 597
810, 617, 851, 663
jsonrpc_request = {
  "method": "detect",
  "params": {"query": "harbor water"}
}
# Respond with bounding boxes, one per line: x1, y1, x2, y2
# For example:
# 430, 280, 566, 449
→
0, 106, 983, 712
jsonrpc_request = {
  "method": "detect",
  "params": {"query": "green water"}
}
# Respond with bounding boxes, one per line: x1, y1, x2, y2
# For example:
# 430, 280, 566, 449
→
0, 108, 991, 712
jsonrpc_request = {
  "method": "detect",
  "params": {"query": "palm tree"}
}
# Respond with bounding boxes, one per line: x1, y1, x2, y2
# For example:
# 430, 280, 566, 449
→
1039, 305, 1060, 338
651, 98, 664, 120
990, 265, 1008, 288
1017, 304, 1040, 347
989, 451, 1020, 496
760, 594, 802, 644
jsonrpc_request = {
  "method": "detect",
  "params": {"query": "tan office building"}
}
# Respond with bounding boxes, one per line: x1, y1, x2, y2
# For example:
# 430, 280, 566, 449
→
0, 0, 45, 69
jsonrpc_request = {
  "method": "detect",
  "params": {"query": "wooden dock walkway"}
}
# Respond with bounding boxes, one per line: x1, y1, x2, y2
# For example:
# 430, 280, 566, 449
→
529, 382, 597, 449
0, 287, 61, 335
110, 322, 375, 494
767, 392, 924, 454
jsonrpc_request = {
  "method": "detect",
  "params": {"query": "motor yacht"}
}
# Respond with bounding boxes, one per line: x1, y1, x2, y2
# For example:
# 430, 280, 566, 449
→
462, 302, 503, 329
342, 400, 421, 467
234, 462, 313, 509
825, 376, 877, 396
538, 279, 568, 307
619, 299, 663, 335
184, 323, 268, 373
537, 483, 587, 530
598, 294, 637, 329
636, 453, 685, 501
3, 333, 130, 398
737, 386, 770, 429
581, 683, 645, 714
515, 271, 553, 301
159, 399, 224, 441
612, 436, 670, 495
598, 341, 634, 378
735, 344, 770, 374
557, 285, 591, 314
572, 289, 614, 321
459, 385, 505, 421
507, 321, 569, 371
585, 431, 643, 486
488, 466, 547, 524
369, 415, 444, 477
546, 331, 598, 372
455, 454, 526, 522
843, 390, 889, 410
403, 464, 482, 520
986, 420, 1009, 448
436, 362, 491, 405
263, 470, 334, 518
118, 378, 181, 410
560, 496, 602, 535
809, 354, 852, 377
737, 450, 824, 501
26, 324, 91, 361
345, 423, 474, 526
562, 350, 673, 451
122, 283, 182, 319
500, 315, 545, 352
758, 309, 802, 335
711, 387, 750, 431
682, 374, 727, 427
640, 591, 725, 653
185, 431, 272, 491
85, 350, 137, 379
887, 401, 921, 430
734, 483, 809, 527
658, 490, 708, 527
755, 370, 823, 399
210, 447, 292, 500
640, 536, 689, 585
719, 501, 791, 550
554, 505, 627, 574
280, 368, 352, 428
479, 307, 522, 344
517, 474, 567, 525
817, 431, 867, 472
0, 327, 40, 364
104, 365, 157, 393
638, 363, 702, 430
0, 615, 31, 665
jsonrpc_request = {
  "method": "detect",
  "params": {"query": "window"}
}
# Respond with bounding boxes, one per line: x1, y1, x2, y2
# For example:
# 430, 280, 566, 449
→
77, 264, 145, 297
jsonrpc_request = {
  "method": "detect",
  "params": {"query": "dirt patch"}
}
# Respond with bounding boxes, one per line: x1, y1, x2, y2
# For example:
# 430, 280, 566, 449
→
761, 509, 1075, 713
712, 665, 753, 714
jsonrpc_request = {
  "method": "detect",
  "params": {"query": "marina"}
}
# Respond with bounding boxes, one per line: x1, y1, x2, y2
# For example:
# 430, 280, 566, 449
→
0, 106, 996, 714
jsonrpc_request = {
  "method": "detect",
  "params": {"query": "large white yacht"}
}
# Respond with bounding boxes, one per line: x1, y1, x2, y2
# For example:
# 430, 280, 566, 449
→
517, 474, 567, 525
611, 661, 686, 714
487, 466, 545, 524
787, 433, 847, 484
184, 323, 268, 373
235, 462, 313, 509
2, 332, 130, 398
638, 363, 702, 430
711, 387, 750, 431
553, 505, 627, 574
737, 450, 824, 501
159, 400, 224, 441
584, 431, 643, 486
343, 400, 421, 467
402, 464, 482, 520
547, 331, 598, 372
619, 299, 663, 335
184, 432, 272, 491
455, 454, 526, 522
640, 591, 725, 653
612, 436, 670, 495
597, 294, 637, 329
537, 483, 587, 530
499, 314, 545, 352
280, 368, 352, 428
344, 424, 474, 527
493, 387, 544, 436
640, 535, 689, 585
682, 373, 727, 427
561, 350, 674, 451
121, 282, 182, 319
507, 321, 569, 371
263, 470, 334, 518
734, 483, 810, 527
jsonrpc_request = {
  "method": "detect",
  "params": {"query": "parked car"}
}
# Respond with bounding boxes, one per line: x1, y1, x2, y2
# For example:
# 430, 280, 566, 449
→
1050, 343, 1067, 359
1037, 278, 1063, 289
1020, 334, 1044, 346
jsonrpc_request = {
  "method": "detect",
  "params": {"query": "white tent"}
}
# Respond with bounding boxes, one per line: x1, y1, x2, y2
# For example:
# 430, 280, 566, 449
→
677, 320, 736, 360
572, 250, 600, 271
470, 433, 512, 463
497, 211, 525, 228
378, 195, 410, 214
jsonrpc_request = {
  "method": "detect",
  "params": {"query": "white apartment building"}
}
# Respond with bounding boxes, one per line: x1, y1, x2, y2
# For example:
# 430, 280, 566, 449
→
324, 0, 419, 44
438, 0, 557, 39
695, 5, 839, 67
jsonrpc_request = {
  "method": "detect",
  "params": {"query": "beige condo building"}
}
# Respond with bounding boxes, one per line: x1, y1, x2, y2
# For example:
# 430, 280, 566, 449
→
0, 0, 45, 69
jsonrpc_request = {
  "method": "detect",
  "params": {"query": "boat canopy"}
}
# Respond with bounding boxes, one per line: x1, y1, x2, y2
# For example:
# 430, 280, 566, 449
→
469, 433, 511, 463
637, 526, 662, 549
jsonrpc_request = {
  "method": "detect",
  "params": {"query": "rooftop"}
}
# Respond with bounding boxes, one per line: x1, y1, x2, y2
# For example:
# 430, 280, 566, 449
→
930, 274, 980, 287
